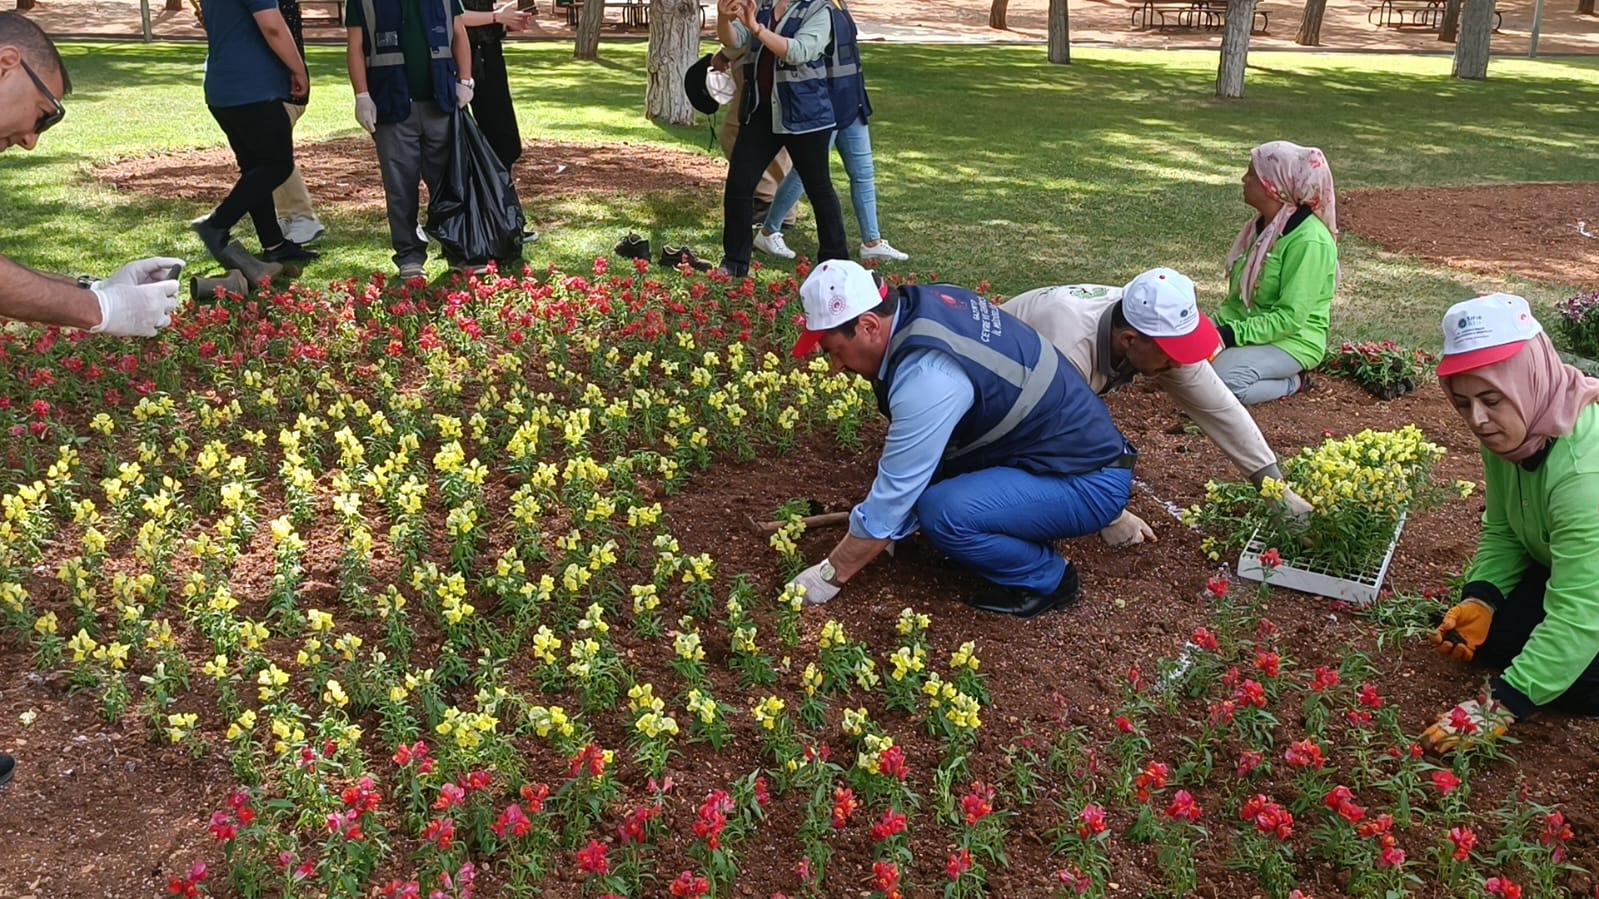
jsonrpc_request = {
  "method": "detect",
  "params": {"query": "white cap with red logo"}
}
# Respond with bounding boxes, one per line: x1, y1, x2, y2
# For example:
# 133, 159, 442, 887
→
1437, 293, 1544, 377
1120, 267, 1221, 365
791, 260, 888, 358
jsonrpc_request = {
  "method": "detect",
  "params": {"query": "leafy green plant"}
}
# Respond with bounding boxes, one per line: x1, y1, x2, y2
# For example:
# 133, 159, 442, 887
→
1319, 341, 1437, 400
1553, 289, 1599, 361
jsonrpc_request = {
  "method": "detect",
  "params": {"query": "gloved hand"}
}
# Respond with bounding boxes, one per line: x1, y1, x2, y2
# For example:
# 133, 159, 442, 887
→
89, 281, 179, 337
787, 560, 840, 606
100, 256, 186, 288
355, 92, 378, 133
456, 79, 474, 108
1280, 486, 1313, 525
1430, 597, 1495, 662
1100, 509, 1155, 547
1420, 697, 1513, 754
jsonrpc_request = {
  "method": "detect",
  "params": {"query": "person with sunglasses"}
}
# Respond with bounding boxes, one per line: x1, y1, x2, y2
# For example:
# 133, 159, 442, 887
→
0, 13, 181, 337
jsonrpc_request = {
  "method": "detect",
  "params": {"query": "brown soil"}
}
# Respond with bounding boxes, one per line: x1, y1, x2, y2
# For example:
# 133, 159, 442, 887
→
4, 368, 1598, 898
1342, 182, 1599, 287
94, 137, 725, 213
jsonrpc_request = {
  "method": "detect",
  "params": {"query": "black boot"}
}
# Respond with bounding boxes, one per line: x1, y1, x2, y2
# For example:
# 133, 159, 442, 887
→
964, 562, 1080, 618
614, 233, 650, 260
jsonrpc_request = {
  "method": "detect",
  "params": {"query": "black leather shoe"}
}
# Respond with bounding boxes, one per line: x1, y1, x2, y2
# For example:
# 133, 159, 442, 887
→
190, 216, 230, 263
614, 232, 649, 260
660, 245, 713, 271
964, 562, 1080, 618
260, 239, 320, 263
0, 752, 14, 787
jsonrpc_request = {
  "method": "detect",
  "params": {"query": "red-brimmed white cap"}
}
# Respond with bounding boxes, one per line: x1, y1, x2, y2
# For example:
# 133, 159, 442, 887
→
1437, 294, 1543, 377
790, 260, 888, 359
1121, 267, 1221, 366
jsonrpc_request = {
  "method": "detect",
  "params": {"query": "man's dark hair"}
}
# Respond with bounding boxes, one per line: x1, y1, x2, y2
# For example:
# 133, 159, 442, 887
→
0, 13, 71, 95
1109, 298, 1132, 332
832, 286, 900, 340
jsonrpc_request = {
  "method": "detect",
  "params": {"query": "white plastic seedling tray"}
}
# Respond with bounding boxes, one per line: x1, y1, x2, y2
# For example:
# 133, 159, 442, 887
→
1237, 511, 1407, 607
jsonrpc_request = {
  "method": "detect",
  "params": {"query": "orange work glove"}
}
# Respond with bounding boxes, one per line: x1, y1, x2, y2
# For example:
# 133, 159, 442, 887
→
1429, 597, 1494, 662
1420, 697, 1514, 754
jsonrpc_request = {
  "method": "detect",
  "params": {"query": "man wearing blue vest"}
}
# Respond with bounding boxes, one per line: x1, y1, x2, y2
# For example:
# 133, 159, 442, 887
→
346, 0, 472, 279
785, 261, 1137, 617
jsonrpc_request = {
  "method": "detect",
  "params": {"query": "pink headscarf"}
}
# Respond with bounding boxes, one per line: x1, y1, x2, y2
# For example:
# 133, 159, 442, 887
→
1225, 141, 1339, 307
1440, 332, 1599, 462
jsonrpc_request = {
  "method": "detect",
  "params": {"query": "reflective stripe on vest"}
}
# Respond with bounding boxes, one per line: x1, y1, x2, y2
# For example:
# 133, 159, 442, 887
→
886, 317, 1061, 459
362, 0, 455, 67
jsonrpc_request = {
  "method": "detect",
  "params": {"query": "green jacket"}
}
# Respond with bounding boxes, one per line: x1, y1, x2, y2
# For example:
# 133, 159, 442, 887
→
1465, 402, 1599, 710
1214, 210, 1338, 370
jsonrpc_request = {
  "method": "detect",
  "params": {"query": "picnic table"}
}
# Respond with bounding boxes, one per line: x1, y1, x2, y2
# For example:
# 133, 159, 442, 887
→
1129, 0, 1268, 33
556, 0, 650, 27
1366, 0, 1502, 30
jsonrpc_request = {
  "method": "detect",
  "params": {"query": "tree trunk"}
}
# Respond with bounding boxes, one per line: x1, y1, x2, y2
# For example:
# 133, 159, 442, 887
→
14, 0, 34, 9
1451, 0, 1495, 79
1215, 0, 1256, 98
1295, 0, 1327, 44
646, 0, 700, 125
1579, 0, 1595, 15
1047, 0, 1070, 61
166, 0, 185, 10
1438, 0, 1462, 41
574, 0, 606, 59
989, 0, 1010, 29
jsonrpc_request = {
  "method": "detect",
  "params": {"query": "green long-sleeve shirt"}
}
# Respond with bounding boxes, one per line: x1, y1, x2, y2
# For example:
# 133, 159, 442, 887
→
1465, 402, 1599, 709
1213, 209, 1338, 370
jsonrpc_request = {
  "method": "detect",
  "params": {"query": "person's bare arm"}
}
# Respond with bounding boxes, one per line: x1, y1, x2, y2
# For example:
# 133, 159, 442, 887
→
452, 17, 471, 78
252, 7, 309, 96
822, 532, 891, 583
0, 255, 101, 331
346, 26, 368, 93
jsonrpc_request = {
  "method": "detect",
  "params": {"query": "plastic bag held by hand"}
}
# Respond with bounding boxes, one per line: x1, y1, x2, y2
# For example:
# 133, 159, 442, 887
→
1100, 509, 1155, 546
787, 562, 840, 606
1430, 597, 1494, 661
425, 111, 527, 269
1421, 697, 1512, 754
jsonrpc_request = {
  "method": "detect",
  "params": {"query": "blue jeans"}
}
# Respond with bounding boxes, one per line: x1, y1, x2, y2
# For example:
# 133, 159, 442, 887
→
762, 118, 880, 243
915, 465, 1132, 593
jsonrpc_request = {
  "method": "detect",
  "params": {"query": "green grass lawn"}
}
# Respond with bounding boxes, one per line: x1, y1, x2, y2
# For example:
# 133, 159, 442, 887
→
6, 41, 1597, 350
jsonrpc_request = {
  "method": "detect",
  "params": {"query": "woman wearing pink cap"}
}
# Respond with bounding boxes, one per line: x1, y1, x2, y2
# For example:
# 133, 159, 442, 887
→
1421, 294, 1599, 754
1209, 140, 1339, 405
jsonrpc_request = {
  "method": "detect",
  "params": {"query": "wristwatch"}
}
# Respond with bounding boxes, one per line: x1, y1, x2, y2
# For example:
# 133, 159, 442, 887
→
76, 275, 96, 289
819, 559, 838, 586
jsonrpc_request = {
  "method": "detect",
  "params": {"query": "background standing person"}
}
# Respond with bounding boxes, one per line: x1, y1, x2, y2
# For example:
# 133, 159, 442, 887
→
190, 0, 319, 268
711, 47, 793, 230
1209, 140, 1338, 405
271, 0, 326, 245
715, 0, 847, 278
752, 0, 905, 264
346, 0, 473, 278
0, 12, 180, 336
1421, 294, 1599, 754
458, 0, 530, 171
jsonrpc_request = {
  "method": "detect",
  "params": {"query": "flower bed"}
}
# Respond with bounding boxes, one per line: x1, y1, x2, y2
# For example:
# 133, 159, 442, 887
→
1318, 341, 1437, 401
1554, 288, 1599, 363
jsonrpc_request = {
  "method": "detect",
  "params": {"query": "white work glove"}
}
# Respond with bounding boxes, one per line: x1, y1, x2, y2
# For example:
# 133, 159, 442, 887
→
101, 256, 185, 288
1280, 486, 1313, 525
1100, 509, 1156, 547
355, 92, 378, 133
787, 560, 841, 606
89, 281, 179, 337
456, 79, 475, 108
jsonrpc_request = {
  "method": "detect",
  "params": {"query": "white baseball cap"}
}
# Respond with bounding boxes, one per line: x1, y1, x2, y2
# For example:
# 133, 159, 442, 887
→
1437, 293, 1544, 377
1120, 267, 1221, 365
790, 260, 888, 358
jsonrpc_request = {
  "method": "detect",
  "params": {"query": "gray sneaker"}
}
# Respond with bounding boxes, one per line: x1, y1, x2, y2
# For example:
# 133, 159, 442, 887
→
398, 262, 426, 280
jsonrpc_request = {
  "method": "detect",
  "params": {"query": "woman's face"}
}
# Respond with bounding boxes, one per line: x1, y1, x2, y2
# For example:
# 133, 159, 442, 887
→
1448, 371, 1528, 456
1241, 162, 1274, 211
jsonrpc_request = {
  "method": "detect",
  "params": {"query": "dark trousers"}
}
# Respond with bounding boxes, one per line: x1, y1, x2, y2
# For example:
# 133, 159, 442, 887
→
470, 39, 522, 170
721, 101, 847, 276
1477, 564, 1599, 715
206, 100, 293, 249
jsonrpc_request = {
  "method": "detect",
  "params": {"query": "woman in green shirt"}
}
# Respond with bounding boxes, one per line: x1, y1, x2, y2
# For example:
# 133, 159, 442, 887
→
1210, 141, 1339, 405
1421, 294, 1599, 754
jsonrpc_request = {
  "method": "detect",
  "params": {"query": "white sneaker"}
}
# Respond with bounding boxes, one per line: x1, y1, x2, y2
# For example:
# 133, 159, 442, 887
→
416, 224, 429, 245
281, 216, 326, 245
860, 239, 908, 262
753, 229, 796, 260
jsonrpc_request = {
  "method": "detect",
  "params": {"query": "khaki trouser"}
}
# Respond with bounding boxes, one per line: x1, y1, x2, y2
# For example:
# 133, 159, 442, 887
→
271, 101, 318, 223
720, 63, 795, 226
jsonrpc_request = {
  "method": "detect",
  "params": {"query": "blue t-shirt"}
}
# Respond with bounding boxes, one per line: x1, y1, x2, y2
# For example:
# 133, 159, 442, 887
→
202, 0, 292, 107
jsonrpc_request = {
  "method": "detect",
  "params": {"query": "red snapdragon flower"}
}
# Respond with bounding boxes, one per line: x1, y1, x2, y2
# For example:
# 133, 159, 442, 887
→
1284, 739, 1325, 770
1077, 803, 1107, 838
1164, 790, 1202, 822
1254, 650, 1280, 678
960, 782, 995, 826
694, 790, 733, 849
1205, 574, 1230, 599
1240, 794, 1293, 840
1448, 825, 1477, 861
870, 808, 908, 842
1357, 683, 1385, 709
1134, 762, 1169, 802
1484, 877, 1523, 899
1055, 866, 1090, 895
1191, 627, 1219, 651
1431, 770, 1462, 794
830, 787, 859, 830
876, 745, 909, 781
1309, 666, 1340, 692
1260, 547, 1282, 569
669, 872, 711, 898
493, 803, 532, 840
520, 782, 551, 813
1236, 751, 1264, 777
423, 817, 455, 849
946, 848, 972, 880
575, 839, 610, 876
871, 861, 901, 899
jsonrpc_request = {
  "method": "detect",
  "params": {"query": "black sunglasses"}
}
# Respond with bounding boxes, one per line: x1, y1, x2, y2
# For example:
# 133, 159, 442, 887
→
20, 59, 65, 135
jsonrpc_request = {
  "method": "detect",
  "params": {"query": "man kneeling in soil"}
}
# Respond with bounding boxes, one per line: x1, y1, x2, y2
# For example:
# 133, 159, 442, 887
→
785, 260, 1137, 618
1002, 268, 1311, 545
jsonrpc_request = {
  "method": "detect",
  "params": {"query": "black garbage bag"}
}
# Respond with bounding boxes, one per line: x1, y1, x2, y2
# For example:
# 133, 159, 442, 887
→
426, 110, 526, 266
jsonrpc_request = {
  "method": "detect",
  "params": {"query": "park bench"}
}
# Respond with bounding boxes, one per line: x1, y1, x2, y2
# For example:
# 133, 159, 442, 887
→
1366, 0, 1501, 30
1130, 0, 1267, 33
554, 0, 707, 27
